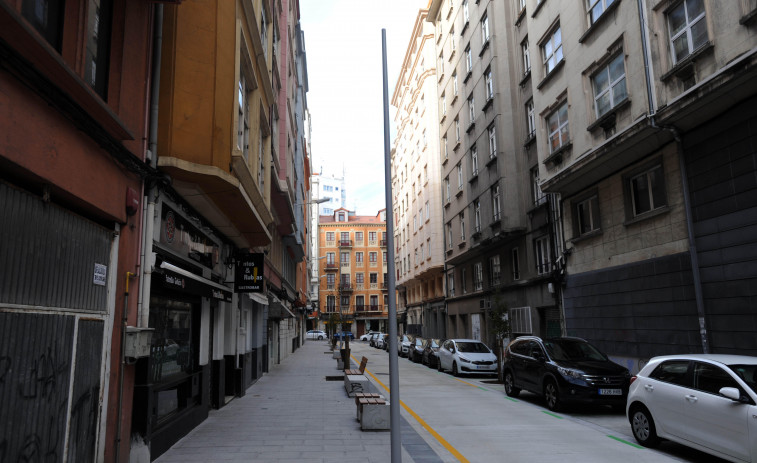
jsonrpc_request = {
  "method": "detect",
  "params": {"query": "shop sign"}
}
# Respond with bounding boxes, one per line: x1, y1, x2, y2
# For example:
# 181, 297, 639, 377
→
157, 266, 233, 302
160, 205, 220, 270
235, 253, 264, 293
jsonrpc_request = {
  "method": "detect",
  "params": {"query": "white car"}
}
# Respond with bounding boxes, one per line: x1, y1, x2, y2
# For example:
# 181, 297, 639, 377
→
306, 330, 328, 340
627, 354, 757, 463
437, 339, 497, 376
360, 331, 380, 342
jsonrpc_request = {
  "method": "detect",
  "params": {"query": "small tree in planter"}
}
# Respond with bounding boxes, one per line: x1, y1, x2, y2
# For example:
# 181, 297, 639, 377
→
488, 293, 510, 382
328, 313, 341, 349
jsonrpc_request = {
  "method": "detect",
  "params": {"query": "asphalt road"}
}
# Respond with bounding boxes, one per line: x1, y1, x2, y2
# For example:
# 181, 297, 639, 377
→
347, 340, 728, 463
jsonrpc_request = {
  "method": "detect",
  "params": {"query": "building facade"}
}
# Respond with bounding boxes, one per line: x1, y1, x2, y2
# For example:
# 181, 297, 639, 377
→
523, 0, 757, 369
317, 209, 390, 336
391, 9, 447, 339
312, 170, 347, 215
0, 1, 155, 462
428, 0, 562, 349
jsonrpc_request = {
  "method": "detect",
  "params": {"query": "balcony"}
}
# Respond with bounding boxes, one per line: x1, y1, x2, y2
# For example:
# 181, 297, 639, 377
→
380, 239, 387, 247
339, 283, 353, 292
339, 239, 353, 248
355, 305, 385, 317
324, 263, 339, 272
381, 283, 388, 291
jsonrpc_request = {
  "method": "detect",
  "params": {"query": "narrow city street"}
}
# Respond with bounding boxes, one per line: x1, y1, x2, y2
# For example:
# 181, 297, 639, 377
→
346, 341, 728, 463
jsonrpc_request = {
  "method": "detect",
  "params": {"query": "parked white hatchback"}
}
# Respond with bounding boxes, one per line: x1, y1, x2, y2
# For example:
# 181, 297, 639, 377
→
437, 339, 497, 376
627, 354, 757, 463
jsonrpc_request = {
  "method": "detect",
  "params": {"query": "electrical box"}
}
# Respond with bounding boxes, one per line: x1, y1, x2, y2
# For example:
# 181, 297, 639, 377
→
124, 326, 154, 361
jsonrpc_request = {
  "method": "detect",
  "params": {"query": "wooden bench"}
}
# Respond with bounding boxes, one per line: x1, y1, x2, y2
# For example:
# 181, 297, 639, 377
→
344, 356, 368, 376
354, 392, 383, 418
356, 396, 387, 423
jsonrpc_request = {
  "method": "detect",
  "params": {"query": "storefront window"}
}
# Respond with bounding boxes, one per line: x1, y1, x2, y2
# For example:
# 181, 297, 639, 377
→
149, 298, 195, 382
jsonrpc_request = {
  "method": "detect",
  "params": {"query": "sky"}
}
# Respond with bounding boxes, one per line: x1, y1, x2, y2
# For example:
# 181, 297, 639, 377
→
299, 0, 429, 215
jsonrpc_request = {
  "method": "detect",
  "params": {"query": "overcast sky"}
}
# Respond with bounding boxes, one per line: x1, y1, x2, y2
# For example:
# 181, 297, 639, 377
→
300, 0, 428, 215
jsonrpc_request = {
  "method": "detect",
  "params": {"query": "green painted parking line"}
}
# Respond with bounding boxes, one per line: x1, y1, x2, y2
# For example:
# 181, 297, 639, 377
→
542, 411, 563, 419
607, 435, 644, 449
478, 386, 489, 391
503, 396, 519, 402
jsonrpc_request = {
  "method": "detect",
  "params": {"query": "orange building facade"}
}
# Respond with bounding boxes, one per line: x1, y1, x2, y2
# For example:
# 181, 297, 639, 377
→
317, 208, 391, 337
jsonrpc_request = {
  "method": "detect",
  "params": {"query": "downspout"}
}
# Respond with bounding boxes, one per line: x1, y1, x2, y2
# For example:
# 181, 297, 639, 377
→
637, 0, 709, 353
138, 3, 164, 329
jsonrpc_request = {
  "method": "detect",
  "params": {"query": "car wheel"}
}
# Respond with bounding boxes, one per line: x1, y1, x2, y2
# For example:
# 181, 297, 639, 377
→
544, 379, 561, 411
318, 336, 324, 340
452, 361, 460, 377
437, 359, 444, 372
630, 405, 660, 448
504, 370, 521, 397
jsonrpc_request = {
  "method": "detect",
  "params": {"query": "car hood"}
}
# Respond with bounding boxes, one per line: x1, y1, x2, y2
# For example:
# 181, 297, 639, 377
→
554, 360, 627, 375
458, 352, 497, 362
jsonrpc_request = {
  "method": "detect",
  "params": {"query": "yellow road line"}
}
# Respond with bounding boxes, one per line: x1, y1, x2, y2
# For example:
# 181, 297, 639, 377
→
353, 354, 470, 463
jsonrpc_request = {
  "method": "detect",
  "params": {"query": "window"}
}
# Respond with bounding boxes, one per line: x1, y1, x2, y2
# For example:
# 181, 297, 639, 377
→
445, 176, 451, 202
260, 3, 268, 59
370, 273, 378, 284
593, 53, 627, 118
448, 272, 455, 296
531, 167, 545, 205
438, 52, 445, 75
326, 295, 336, 311
488, 125, 497, 158
522, 38, 531, 75
356, 231, 364, 242
457, 162, 464, 189
370, 295, 379, 309
450, 27, 456, 52
461, 268, 467, 293
238, 74, 250, 161
693, 362, 738, 395
650, 360, 690, 387
326, 232, 335, 242
474, 200, 481, 232
443, 135, 448, 160
425, 201, 430, 220
481, 13, 490, 44
356, 273, 364, 284
547, 102, 570, 153
629, 164, 667, 217
340, 231, 349, 242
465, 45, 473, 73
512, 248, 520, 280
668, 0, 707, 64
341, 295, 350, 308
258, 128, 266, 191
327, 274, 335, 288
369, 231, 377, 241
355, 295, 364, 308
542, 26, 563, 74
485, 69, 494, 100
463, 0, 469, 23
490, 255, 501, 286
447, 223, 453, 248
575, 194, 600, 235
355, 252, 363, 263
468, 96, 476, 124
473, 262, 483, 290
587, 0, 616, 25
441, 92, 447, 116
453, 72, 459, 96
510, 307, 533, 334
369, 252, 378, 263
340, 252, 349, 264
471, 146, 479, 176
492, 185, 501, 221
526, 99, 535, 138
326, 252, 335, 264
535, 236, 551, 275
455, 117, 461, 141
460, 212, 466, 241
22, 0, 65, 50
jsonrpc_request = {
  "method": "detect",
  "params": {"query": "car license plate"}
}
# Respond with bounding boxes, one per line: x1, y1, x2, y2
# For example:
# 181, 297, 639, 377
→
476, 365, 490, 370
598, 388, 622, 395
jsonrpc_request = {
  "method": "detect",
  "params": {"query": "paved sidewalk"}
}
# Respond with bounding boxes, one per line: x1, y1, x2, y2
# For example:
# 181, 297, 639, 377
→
154, 340, 440, 463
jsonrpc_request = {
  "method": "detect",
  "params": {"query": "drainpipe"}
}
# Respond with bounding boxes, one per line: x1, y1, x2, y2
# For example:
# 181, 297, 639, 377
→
138, 3, 164, 329
637, 0, 709, 353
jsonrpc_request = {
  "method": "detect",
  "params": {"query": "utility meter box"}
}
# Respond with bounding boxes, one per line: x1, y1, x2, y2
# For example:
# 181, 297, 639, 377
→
124, 326, 154, 360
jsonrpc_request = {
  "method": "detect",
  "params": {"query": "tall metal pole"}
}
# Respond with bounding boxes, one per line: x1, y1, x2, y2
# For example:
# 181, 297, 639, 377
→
382, 29, 401, 462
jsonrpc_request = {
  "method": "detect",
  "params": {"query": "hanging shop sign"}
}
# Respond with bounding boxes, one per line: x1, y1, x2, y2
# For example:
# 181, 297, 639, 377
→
160, 205, 221, 271
156, 261, 233, 302
234, 253, 265, 293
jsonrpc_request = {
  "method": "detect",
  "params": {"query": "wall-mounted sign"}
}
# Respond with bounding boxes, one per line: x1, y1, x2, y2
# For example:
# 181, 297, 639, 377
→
93, 263, 107, 286
235, 254, 265, 293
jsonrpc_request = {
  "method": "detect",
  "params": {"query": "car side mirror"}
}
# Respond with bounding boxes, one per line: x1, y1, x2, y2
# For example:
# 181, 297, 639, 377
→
719, 387, 747, 403
533, 350, 545, 362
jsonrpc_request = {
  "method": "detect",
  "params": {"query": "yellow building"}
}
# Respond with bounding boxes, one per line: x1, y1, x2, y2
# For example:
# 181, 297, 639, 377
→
318, 208, 390, 337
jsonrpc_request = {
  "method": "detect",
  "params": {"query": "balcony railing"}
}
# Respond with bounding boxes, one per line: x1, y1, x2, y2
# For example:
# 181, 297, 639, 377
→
379, 239, 387, 247
355, 305, 384, 312
381, 283, 388, 291
339, 283, 353, 292
324, 263, 339, 272
339, 239, 353, 247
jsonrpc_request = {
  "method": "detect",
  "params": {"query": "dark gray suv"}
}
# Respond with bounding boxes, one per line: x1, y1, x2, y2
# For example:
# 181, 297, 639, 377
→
502, 336, 631, 412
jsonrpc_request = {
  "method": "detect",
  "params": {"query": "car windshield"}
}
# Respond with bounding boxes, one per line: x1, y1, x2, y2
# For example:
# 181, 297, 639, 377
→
729, 364, 757, 395
543, 339, 607, 362
457, 342, 490, 353
430, 339, 440, 348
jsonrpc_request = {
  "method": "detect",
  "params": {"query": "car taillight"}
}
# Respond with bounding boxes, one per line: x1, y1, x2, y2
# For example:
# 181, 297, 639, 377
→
629, 375, 637, 385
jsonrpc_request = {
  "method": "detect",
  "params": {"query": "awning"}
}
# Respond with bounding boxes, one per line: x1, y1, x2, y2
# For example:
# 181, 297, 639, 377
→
267, 293, 296, 319
156, 261, 232, 302
247, 292, 269, 305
